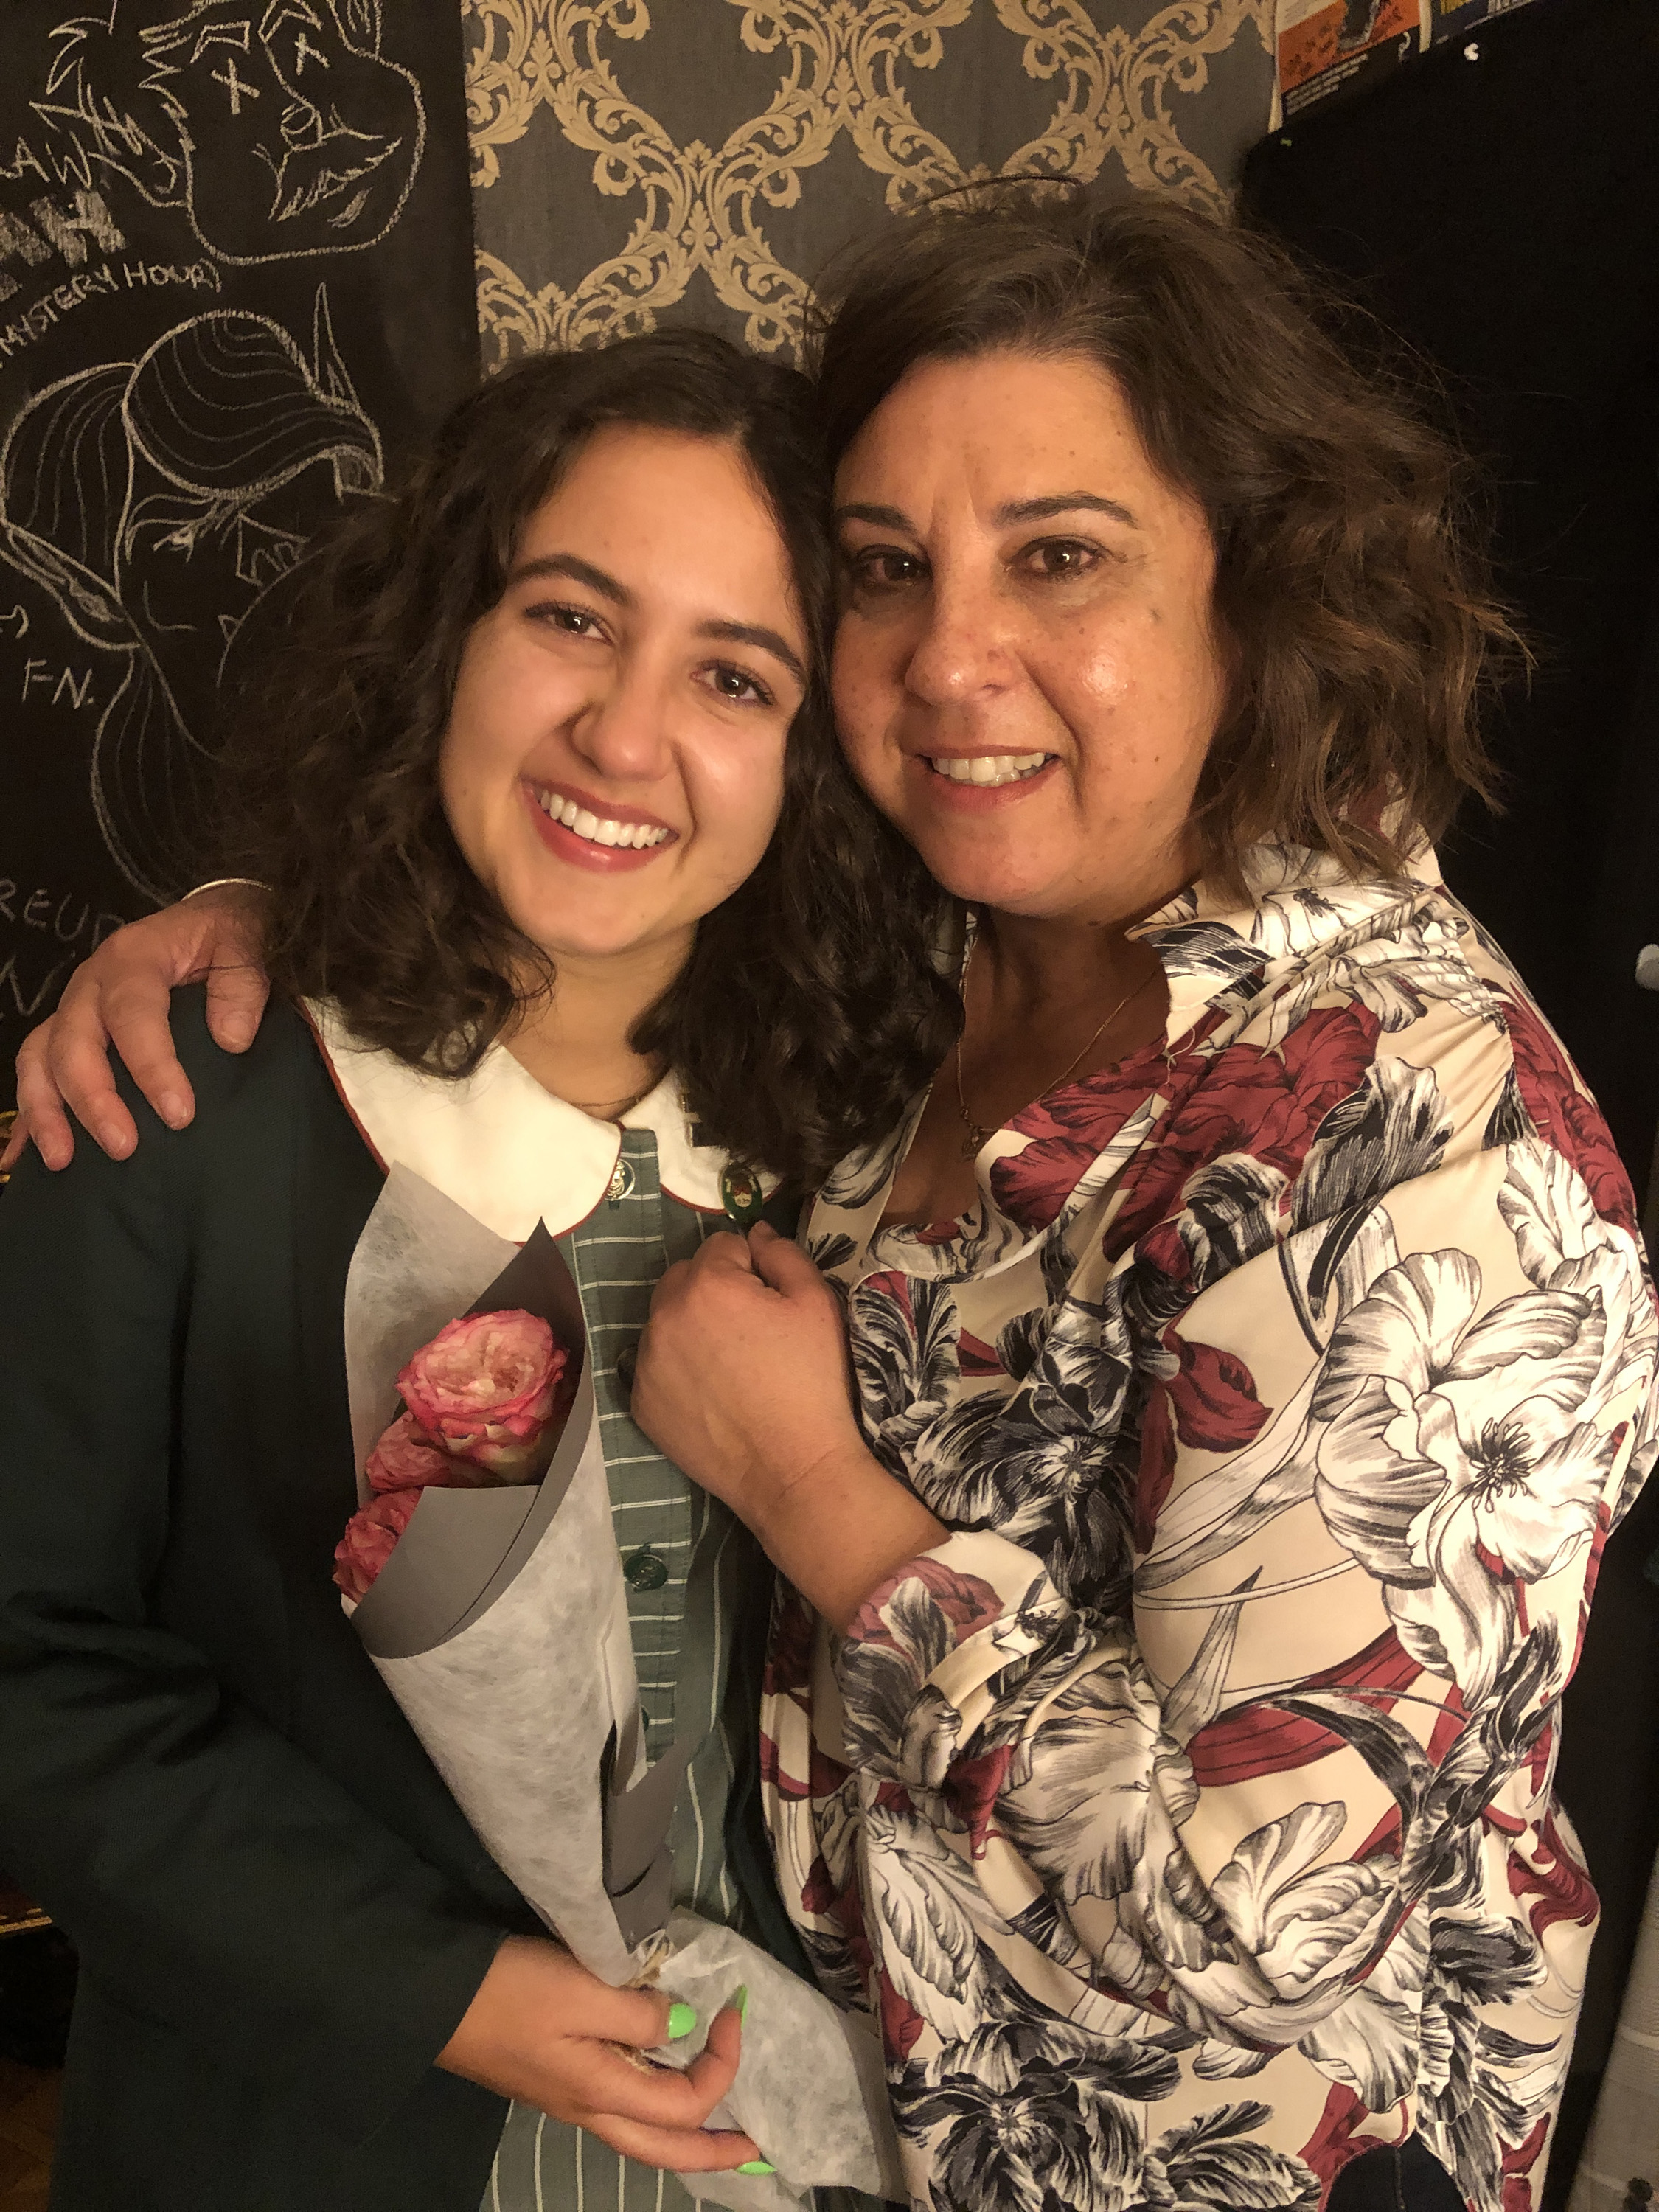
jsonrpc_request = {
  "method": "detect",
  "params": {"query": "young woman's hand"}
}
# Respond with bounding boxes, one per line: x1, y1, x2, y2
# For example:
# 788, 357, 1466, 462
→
632, 1223, 944, 1627
438, 1936, 763, 2172
2, 885, 269, 1173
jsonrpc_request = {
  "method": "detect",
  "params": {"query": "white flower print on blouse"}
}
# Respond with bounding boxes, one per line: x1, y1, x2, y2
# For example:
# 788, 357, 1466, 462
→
763, 844, 1658, 2212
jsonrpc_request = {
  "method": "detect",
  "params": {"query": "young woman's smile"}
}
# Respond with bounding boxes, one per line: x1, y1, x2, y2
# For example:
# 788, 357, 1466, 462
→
441, 422, 808, 965
520, 780, 678, 871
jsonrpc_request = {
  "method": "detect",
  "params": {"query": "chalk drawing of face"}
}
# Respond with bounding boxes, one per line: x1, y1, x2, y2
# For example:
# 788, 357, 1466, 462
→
35, 0, 425, 265
0, 288, 383, 900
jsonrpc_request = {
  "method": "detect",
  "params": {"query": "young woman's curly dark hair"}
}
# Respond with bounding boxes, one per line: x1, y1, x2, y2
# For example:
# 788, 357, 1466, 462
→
809, 187, 1516, 897
215, 329, 957, 1186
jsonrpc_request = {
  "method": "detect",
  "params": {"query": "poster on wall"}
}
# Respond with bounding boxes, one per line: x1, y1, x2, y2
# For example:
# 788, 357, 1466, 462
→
1276, 0, 1540, 116
0, 1, 476, 1070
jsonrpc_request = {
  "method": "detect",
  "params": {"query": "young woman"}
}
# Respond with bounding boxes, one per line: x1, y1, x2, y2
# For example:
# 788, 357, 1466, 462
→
0, 330, 952, 2212
13, 193, 1658, 2212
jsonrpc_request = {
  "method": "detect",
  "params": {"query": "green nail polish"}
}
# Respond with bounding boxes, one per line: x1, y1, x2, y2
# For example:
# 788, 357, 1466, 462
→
737, 2161, 774, 2176
666, 2001, 697, 2041
732, 1983, 749, 2021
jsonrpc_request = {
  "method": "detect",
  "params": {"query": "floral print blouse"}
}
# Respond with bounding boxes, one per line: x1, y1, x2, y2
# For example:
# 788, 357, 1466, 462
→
761, 844, 1659, 2212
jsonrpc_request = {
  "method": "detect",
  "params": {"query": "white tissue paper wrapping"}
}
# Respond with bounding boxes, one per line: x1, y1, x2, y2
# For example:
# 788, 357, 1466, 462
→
339, 1168, 902, 2208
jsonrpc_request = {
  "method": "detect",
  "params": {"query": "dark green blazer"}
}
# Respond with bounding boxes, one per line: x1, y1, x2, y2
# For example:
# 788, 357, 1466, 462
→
0, 992, 538, 2212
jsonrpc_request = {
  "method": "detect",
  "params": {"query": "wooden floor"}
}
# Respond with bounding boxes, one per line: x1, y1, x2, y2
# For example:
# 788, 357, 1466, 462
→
0, 2060, 56, 2208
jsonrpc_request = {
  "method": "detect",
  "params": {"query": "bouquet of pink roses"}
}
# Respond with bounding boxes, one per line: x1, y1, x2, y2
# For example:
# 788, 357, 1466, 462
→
335, 1175, 674, 1978
333, 1310, 572, 1601
333, 1165, 901, 2212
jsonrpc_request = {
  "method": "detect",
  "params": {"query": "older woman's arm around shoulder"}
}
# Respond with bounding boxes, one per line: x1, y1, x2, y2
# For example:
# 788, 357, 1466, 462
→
633, 1069, 1659, 2154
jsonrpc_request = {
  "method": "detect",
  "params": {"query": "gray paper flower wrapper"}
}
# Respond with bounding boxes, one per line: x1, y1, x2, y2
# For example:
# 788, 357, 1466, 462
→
339, 1168, 902, 2209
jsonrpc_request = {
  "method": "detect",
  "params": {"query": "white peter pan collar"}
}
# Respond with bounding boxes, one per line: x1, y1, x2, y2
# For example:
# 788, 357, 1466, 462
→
305, 1000, 739, 1241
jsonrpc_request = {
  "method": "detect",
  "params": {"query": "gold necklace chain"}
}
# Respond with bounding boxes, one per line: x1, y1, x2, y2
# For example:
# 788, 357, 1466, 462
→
953, 963, 1158, 1161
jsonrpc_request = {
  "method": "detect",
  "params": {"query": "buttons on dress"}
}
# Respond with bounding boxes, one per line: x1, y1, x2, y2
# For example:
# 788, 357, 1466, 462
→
623, 1548, 669, 1593
607, 1157, 636, 1203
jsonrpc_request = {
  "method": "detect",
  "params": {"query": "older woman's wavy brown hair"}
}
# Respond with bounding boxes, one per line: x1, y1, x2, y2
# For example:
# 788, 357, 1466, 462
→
809, 188, 1513, 894
215, 330, 956, 1185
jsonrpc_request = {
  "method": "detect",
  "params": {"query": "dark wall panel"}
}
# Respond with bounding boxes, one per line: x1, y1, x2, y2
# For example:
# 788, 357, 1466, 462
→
0, 0, 477, 1059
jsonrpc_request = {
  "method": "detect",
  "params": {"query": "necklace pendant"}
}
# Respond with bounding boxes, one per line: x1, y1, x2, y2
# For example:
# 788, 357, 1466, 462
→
959, 1122, 992, 1161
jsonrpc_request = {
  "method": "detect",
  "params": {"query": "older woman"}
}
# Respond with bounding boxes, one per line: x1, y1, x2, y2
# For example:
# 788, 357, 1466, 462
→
627, 198, 1659, 2212
10, 195, 1656, 2212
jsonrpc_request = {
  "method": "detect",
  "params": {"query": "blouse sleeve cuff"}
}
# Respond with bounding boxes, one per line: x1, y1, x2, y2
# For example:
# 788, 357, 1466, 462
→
831, 1530, 1082, 1782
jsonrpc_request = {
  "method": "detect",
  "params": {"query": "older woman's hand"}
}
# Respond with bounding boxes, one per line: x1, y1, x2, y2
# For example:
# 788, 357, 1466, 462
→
2, 886, 269, 1173
632, 1223, 943, 1628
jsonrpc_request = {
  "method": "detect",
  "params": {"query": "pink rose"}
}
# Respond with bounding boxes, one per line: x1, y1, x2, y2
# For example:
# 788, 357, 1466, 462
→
365, 1411, 496, 1495
396, 1309, 568, 1474
333, 1488, 422, 1600
333, 1309, 574, 1605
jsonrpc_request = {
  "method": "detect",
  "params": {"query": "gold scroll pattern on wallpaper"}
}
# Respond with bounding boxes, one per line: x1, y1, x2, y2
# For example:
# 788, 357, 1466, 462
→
465, 0, 1273, 366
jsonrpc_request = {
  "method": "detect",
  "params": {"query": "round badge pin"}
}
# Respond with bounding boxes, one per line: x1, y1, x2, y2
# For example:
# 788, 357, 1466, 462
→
720, 1163, 765, 1228
606, 1156, 636, 1203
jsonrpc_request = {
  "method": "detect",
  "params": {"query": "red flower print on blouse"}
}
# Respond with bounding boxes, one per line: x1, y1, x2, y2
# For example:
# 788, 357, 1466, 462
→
1110, 1004, 1384, 1259
850, 1554, 1006, 1655
1298, 2084, 1390, 2192
958, 1330, 1004, 1377
991, 1041, 1180, 1233
878, 1967, 928, 2062
1186, 1628, 1422, 1789
1505, 1806, 1598, 1940
1501, 991, 1639, 1239
1135, 1325, 1273, 1550
769, 860, 1658, 2212
1500, 2115, 1551, 2212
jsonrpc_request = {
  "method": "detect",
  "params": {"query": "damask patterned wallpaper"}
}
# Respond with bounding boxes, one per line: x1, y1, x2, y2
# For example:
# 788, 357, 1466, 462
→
463, 1, 1277, 369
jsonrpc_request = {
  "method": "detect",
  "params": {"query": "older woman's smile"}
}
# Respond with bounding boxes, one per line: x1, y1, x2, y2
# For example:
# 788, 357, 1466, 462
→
913, 748, 1062, 814
922, 750, 1054, 787
832, 348, 1226, 923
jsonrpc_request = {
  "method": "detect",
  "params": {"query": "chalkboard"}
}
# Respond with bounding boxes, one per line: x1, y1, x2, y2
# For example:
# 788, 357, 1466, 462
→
0, 1, 477, 1065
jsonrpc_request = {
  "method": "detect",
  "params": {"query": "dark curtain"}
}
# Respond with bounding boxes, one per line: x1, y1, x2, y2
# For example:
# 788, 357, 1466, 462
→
1244, 0, 1659, 1186
1242, 4, 1659, 2194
